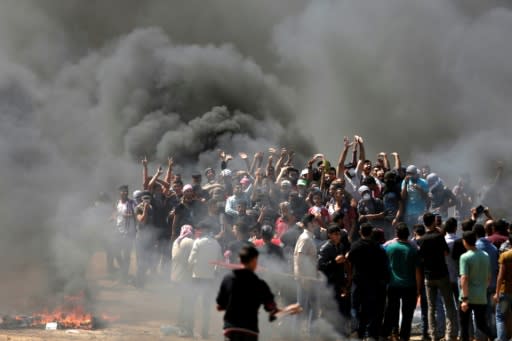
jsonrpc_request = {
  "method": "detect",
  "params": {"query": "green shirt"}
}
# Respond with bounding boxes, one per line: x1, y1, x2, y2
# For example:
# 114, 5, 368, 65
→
386, 241, 419, 288
459, 249, 490, 304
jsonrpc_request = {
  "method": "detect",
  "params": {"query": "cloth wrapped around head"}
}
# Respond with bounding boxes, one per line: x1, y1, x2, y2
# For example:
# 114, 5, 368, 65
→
176, 224, 193, 245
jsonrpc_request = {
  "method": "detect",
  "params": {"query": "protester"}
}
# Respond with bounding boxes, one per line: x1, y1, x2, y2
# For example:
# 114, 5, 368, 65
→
216, 245, 284, 341
97, 136, 512, 341
494, 234, 512, 341
188, 220, 223, 339
318, 225, 351, 337
170, 225, 195, 337
459, 231, 493, 341
381, 223, 421, 341
113, 185, 136, 281
293, 214, 319, 338
134, 191, 156, 288
347, 222, 390, 341
417, 212, 458, 341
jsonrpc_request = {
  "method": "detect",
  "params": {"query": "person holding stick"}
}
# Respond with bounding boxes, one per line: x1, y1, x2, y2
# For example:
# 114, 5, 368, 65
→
216, 245, 300, 341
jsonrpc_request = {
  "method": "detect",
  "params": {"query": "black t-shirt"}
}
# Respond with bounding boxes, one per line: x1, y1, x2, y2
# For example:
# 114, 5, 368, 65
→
318, 240, 349, 286
228, 240, 254, 263
216, 269, 276, 334
280, 224, 302, 253
258, 242, 285, 270
417, 230, 449, 280
347, 238, 389, 285
173, 200, 206, 234
135, 204, 155, 231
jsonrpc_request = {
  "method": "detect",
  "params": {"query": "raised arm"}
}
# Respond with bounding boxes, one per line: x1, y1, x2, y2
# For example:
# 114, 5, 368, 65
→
164, 157, 174, 185
391, 152, 401, 170
379, 152, 390, 171
238, 152, 251, 171
275, 148, 288, 174
337, 137, 353, 178
142, 156, 149, 190
249, 152, 263, 175
355, 135, 366, 162
147, 166, 163, 190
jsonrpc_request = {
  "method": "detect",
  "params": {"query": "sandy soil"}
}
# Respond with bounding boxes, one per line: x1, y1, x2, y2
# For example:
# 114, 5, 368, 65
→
0, 252, 223, 341
0, 251, 425, 341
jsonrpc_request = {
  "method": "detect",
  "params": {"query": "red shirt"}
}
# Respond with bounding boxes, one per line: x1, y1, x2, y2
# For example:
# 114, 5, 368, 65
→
275, 217, 289, 239
253, 238, 281, 247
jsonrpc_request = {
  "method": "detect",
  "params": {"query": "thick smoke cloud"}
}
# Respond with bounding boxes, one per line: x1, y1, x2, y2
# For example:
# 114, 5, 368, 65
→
1, 0, 512, 312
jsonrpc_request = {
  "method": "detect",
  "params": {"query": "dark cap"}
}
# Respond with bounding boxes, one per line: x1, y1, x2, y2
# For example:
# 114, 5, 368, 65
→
261, 225, 274, 238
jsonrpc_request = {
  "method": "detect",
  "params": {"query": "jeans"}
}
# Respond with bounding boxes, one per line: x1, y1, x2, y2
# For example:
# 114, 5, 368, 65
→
496, 293, 512, 341
382, 286, 417, 341
425, 276, 458, 340
295, 280, 318, 338
420, 285, 446, 338
403, 214, 421, 234
460, 303, 491, 341
191, 278, 214, 338
352, 282, 387, 339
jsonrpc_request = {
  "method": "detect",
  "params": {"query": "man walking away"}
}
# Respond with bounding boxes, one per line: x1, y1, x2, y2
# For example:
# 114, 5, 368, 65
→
459, 231, 492, 341
493, 234, 512, 341
417, 212, 458, 341
347, 222, 390, 341
381, 223, 422, 341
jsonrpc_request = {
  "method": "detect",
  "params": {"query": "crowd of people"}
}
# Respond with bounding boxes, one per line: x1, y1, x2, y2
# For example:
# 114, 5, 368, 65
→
99, 135, 512, 341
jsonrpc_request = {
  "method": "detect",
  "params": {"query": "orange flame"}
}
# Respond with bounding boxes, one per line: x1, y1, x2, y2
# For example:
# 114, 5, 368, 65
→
32, 292, 93, 329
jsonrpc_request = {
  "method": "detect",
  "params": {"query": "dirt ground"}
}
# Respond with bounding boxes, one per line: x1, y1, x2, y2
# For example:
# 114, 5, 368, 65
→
0, 251, 224, 341
0, 251, 425, 341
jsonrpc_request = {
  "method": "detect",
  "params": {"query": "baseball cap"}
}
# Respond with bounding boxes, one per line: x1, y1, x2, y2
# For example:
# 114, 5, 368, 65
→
406, 165, 418, 175
358, 185, 370, 194
297, 179, 308, 187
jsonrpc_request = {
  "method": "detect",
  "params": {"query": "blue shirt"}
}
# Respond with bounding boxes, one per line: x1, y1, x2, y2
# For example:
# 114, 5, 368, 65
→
401, 178, 428, 216
476, 237, 498, 289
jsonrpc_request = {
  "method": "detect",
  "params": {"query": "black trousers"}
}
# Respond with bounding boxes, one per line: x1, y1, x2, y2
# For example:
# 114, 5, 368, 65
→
459, 303, 492, 341
225, 331, 258, 341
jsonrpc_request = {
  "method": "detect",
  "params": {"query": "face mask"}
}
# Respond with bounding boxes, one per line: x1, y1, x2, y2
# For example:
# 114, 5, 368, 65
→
347, 168, 356, 178
362, 193, 371, 201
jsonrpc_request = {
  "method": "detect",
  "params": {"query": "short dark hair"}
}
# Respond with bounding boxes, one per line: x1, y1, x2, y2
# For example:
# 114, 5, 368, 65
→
414, 224, 426, 236
332, 211, 345, 223
327, 225, 341, 234
473, 224, 486, 238
239, 245, 259, 264
461, 219, 475, 232
495, 219, 510, 235
423, 212, 435, 227
396, 223, 410, 240
301, 213, 315, 226
371, 228, 385, 244
444, 217, 458, 234
360, 223, 373, 237
463, 231, 477, 246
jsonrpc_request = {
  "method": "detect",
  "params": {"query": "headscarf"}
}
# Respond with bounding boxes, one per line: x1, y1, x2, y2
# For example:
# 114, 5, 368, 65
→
176, 224, 193, 246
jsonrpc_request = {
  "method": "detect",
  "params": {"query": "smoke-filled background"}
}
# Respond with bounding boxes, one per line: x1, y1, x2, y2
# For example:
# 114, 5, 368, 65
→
1, 0, 512, 314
